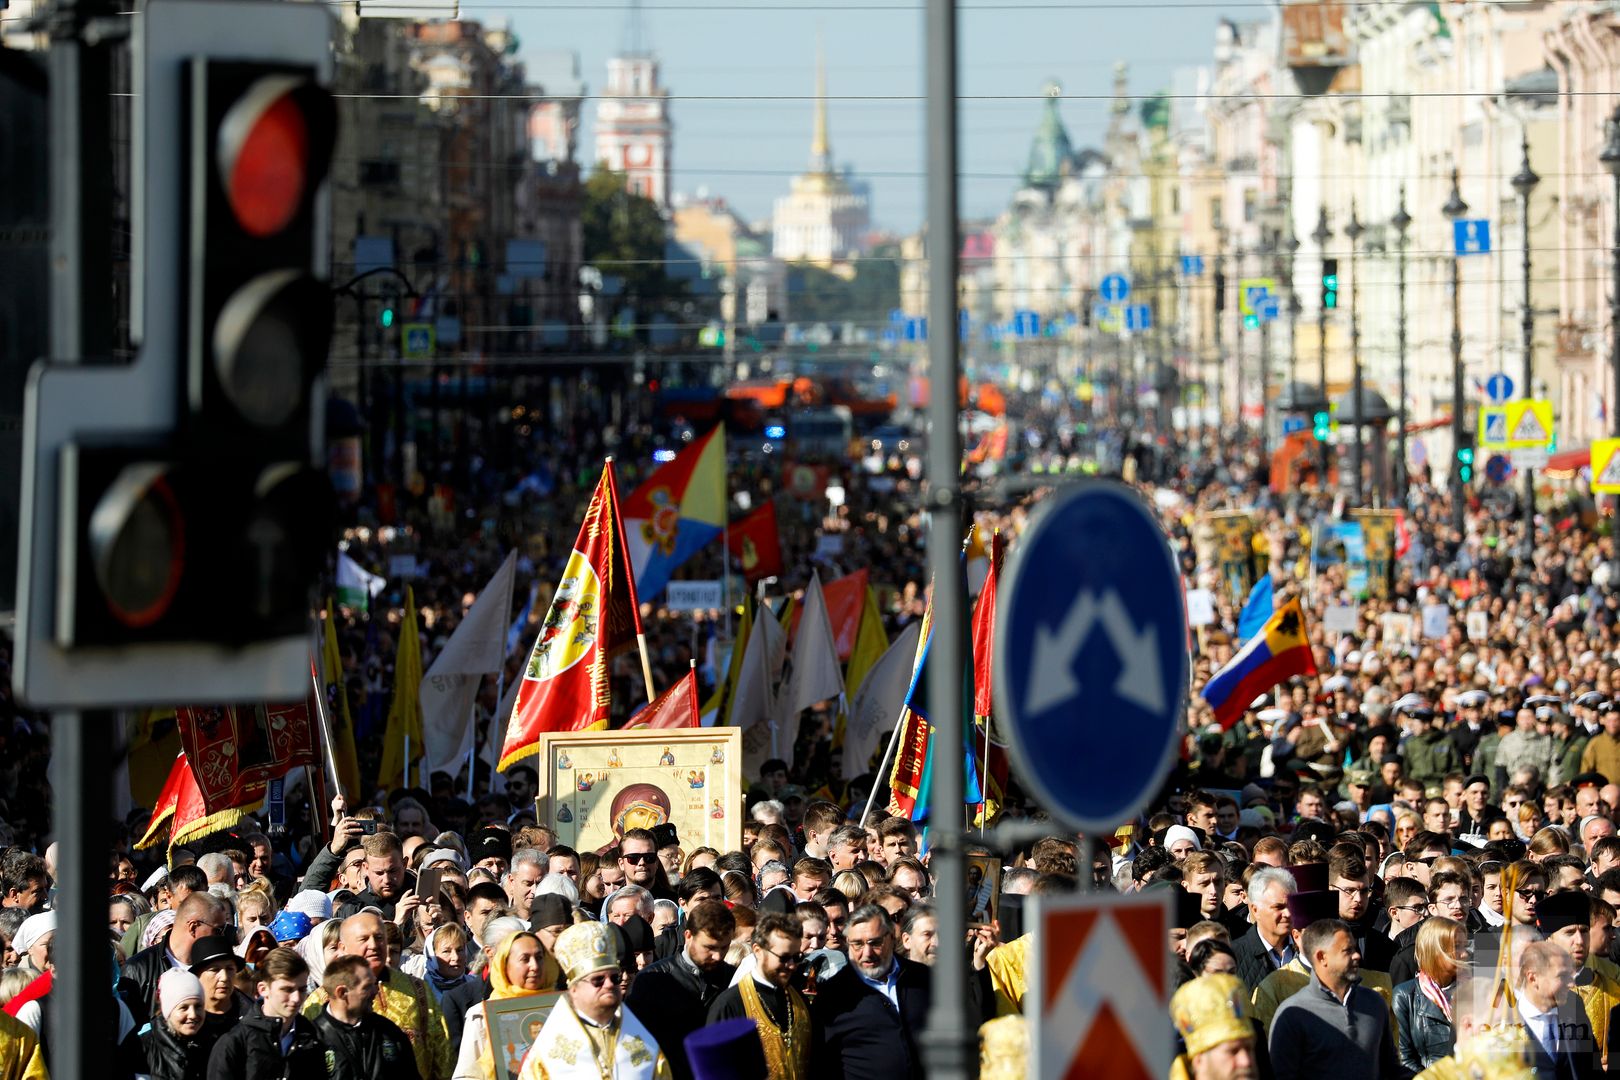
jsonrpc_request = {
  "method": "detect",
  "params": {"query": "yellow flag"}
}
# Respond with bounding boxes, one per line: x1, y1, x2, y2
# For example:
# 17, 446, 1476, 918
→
126, 708, 182, 811
322, 599, 362, 800
377, 586, 424, 791
836, 586, 889, 753
703, 598, 753, 726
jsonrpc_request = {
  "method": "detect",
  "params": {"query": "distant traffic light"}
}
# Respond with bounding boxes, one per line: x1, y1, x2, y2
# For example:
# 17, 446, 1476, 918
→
1322, 258, 1340, 310
1457, 438, 1476, 485
380, 306, 395, 328
1213, 271, 1226, 315
1312, 410, 1331, 441
1244, 313, 1259, 331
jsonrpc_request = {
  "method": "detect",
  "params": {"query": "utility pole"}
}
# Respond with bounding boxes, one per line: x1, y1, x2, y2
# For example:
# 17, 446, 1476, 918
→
920, 0, 970, 1075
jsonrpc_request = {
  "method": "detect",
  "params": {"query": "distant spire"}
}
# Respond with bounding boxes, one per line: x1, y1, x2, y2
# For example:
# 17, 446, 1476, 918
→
811, 36, 832, 174
622, 0, 647, 57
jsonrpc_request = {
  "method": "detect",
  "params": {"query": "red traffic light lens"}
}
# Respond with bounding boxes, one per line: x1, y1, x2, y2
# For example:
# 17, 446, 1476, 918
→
218, 77, 311, 237
88, 464, 186, 628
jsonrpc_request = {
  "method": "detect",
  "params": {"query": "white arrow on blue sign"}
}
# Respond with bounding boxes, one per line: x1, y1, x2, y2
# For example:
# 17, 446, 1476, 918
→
1124, 304, 1152, 332
1484, 372, 1514, 404
1454, 219, 1492, 257
1099, 273, 1131, 304
993, 482, 1189, 832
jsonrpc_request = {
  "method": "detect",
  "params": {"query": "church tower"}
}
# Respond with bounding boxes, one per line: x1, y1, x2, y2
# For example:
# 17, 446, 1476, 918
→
593, 0, 673, 209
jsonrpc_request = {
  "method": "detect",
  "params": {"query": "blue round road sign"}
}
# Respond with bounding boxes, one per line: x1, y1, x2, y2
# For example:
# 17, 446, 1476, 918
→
1485, 453, 1512, 486
1484, 373, 1514, 405
993, 482, 1189, 832
1099, 273, 1131, 304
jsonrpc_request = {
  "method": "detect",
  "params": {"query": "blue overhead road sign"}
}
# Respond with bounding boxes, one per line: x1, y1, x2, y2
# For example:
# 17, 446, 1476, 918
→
1124, 304, 1153, 332
1099, 273, 1131, 304
993, 482, 1190, 832
1180, 255, 1205, 276
1454, 219, 1492, 257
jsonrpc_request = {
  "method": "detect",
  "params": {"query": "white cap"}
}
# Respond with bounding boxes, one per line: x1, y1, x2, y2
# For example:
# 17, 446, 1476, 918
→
1164, 825, 1201, 851
286, 890, 333, 921
13, 911, 56, 955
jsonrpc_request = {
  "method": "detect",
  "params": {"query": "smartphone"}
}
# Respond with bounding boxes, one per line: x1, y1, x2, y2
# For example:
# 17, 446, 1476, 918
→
415, 867, 444, 901
356, 820, 379, 836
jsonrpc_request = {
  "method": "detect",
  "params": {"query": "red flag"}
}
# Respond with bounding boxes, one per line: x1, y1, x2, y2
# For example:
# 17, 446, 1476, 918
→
134, 753, 248, 852
625, 668, 700, 729
971, 532, 1009, 820
727, 502, 783, 582
790, 568, 867, 659
175, 698, 317, 815
502, 462, 644, 768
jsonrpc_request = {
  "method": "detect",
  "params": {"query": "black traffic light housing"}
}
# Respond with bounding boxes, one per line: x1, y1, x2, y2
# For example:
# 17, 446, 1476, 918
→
55, 57, 337, 648
1322, 258, 1340, 310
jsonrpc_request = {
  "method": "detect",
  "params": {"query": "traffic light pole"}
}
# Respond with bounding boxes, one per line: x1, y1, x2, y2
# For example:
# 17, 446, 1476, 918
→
47, 0, 117, 1067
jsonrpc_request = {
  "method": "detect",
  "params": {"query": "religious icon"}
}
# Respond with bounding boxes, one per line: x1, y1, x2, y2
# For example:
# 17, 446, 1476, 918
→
577, 772, 595, 792
659, 747, 676, 767
606, 747, 623, 769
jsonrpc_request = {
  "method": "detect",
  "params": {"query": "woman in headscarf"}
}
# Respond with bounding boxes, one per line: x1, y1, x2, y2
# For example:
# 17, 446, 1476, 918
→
451, 928, 555, 1080
296, 917, 344, 993
141, 969, 212, 1080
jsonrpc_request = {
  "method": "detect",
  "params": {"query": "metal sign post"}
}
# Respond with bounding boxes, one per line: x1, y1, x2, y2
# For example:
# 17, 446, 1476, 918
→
919, 0, 970, 1074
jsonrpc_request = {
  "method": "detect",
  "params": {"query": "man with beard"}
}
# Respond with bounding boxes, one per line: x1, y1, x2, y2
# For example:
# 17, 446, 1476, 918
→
624, 899, 735, 1080
1268, 919, 1399, 1078
1326, 848, 1395, 975
707, 912, 814, 1079
519, 922, 672, 1079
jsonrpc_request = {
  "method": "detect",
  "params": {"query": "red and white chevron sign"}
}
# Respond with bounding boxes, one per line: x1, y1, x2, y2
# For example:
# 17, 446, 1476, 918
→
1028, 891, 1172, 1080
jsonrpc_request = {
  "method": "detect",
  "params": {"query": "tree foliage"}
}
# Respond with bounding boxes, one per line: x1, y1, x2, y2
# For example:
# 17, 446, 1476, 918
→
581, 168, 671, 300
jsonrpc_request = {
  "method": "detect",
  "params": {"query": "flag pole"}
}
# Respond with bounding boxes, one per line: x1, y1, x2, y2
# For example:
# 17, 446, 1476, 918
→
307, 637, 345, 803
604, 456, 657, 705
978, 712, 992, 837
861, 704, 910, 828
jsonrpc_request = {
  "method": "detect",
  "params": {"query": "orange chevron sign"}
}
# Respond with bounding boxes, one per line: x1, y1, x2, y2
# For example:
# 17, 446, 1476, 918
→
1028, 891, 1172, 1080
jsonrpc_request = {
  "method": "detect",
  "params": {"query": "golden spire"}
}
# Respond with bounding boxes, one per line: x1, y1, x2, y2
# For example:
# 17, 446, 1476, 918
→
811, 35, 832, 174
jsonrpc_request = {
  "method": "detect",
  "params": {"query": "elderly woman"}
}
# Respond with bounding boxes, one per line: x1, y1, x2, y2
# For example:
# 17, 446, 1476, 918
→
1391, 916, 1465, 1072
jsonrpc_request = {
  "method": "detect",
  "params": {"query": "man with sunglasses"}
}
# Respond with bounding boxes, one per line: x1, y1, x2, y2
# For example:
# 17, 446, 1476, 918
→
521, 922, 671, 1080
707, 912, 813, 1079
624, 899, 736, 1080
619, 828, 675, 902
120, 891, 229, 1027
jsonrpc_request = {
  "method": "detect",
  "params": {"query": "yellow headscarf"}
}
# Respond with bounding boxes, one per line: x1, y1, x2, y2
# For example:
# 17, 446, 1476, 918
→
489, 930, 544, 1001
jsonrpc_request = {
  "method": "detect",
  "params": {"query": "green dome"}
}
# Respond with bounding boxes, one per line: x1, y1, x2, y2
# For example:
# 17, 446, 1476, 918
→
1140, 91, 1169, 130
1024, 81, 1074, 191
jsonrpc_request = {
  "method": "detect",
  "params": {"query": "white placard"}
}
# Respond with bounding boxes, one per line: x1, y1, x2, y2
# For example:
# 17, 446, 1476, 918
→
1380, 612, 1416, 653
1467, 610, 1490, 641
1184, 588, 1217, 627
665, 580, 724, 612
1422, 603, 1450, 640
1323, 606, 1359, 635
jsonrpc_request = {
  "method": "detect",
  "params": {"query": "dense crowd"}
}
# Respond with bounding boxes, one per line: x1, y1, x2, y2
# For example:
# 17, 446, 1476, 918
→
0, 368, 1618, 1078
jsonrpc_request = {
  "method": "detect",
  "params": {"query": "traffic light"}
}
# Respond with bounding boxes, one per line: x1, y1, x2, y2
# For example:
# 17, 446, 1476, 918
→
1322, 258, 1340, 310
1312, 410, 1331, 441
38, 3, 338, 664
1457, 437, 1476, 485
380, 306, 395, 329
1244, 313, 1259, 331
1213, 271, 1226, 315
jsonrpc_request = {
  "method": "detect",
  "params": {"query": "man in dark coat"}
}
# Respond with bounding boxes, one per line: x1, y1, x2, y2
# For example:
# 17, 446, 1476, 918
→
1231, 866, 1298, 990
622, 898, 737, 1080
310, 954, 422, 1080
206, 947, 327, 1080
123, 892, 232, 1027
811, 903, 990, 1080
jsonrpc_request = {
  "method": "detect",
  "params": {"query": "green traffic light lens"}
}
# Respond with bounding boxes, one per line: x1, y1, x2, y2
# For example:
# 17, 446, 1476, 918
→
380, 308, 395, 328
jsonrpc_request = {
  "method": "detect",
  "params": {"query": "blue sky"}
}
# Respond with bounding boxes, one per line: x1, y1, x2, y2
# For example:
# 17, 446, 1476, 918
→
471, 0, 1232, 232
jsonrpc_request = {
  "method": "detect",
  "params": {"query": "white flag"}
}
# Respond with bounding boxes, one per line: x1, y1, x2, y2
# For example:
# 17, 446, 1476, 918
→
776, 571, 845, 767
420, 552, 518, 782
734, 604, 789, 778
336, 551, 386, 608
841, 620, 922, 780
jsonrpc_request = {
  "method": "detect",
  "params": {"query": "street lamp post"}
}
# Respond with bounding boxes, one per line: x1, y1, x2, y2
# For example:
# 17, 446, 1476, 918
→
1512, 134, 1540, 559
1600, 110, 1620, 587
1392, 188, 1412, 506
1346, 202, 1365, 506
1443, 167, 1469, 534
1312, 206, 1333, 486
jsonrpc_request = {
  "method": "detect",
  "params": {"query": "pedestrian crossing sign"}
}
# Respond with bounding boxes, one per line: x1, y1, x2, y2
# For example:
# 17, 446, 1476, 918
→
1479, 399, 1554, 450
1593, 439, 1620, 494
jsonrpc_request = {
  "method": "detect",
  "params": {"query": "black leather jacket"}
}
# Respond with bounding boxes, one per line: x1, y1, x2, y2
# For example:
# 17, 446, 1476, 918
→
1391, 977, 1456, 1073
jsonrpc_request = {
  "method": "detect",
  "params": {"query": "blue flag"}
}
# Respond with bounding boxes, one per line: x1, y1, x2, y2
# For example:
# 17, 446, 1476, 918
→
1236, 574, 1274, 644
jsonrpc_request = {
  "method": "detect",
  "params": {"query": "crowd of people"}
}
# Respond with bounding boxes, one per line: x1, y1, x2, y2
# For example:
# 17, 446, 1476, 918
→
0, 366, 1618, 1078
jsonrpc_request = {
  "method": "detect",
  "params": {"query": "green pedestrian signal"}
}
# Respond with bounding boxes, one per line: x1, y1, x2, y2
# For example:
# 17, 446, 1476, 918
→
1312, 410, 1331, 441
380, 307, 395, 328
1322, 258, 1339, 310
